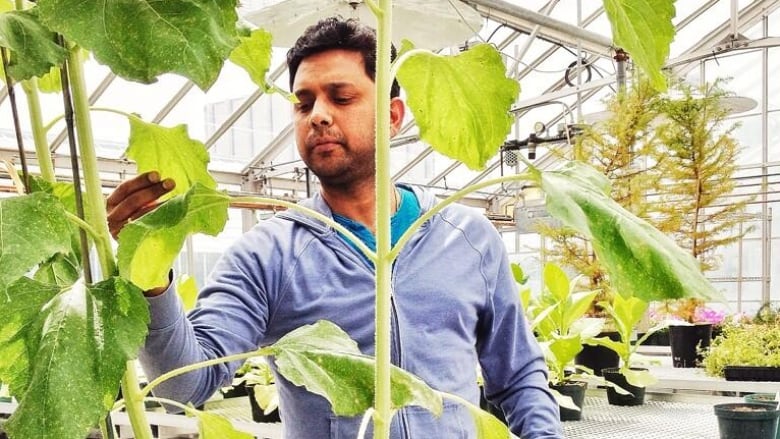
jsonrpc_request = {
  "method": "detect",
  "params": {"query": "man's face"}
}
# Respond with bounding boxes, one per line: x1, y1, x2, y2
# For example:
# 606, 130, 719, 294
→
292, 49, 377, 187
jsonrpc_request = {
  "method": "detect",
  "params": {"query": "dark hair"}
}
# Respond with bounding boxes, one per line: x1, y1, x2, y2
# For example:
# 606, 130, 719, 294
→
286, 16, 400, 98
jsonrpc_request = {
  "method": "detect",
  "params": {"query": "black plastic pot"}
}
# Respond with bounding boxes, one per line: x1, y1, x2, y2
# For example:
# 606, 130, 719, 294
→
550, 381, 587, 421
725, 366, 780, 382
640, 327, 670, 346
714, 403, 780, 439
669, 324, 712, 368
248, 385, 281, 423
602, 367, 646, 406
575, 331, 620, 376
743, 396, 780, 439
222, 381, 249, 399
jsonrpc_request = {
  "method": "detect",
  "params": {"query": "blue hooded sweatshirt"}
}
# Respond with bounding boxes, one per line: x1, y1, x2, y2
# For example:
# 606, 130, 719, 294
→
139, 184, 563, 438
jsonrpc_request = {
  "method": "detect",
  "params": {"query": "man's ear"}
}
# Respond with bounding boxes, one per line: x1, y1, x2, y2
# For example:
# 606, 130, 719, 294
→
389, 97, 405, 137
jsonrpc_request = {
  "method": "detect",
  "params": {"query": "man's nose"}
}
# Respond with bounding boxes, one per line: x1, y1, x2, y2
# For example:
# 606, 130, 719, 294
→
310, 101, 333, 127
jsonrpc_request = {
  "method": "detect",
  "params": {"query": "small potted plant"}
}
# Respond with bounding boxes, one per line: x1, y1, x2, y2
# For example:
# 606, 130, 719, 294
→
589, 294, 666, 406
229, 358, 279, 423
523, 262, 605, 420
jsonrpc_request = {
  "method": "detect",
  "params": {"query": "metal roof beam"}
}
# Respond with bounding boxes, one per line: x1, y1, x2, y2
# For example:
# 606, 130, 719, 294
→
667, 0, 780, 73
462, 0, 614, 57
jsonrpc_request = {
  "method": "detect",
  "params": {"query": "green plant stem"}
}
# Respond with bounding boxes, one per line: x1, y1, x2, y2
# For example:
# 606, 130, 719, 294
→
138, 349, 269, 399
374, 1, 393, 437
64, 211, 101, 241
120, 361, 153, 439
65, 46, 152, 439
142, 397, 190, 414
65, 47, 116, 275
231, 196, 375, 262
20, 79, 56, 182
43, 107, 138, 134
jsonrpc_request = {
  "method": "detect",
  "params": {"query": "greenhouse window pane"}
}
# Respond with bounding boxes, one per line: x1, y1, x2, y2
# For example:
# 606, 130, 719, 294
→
770, 48, 780, 111
741, 237, 762, 277
773, 239, 780, 297
732, 114, 763, 166
709, 242, 739, 278
770, 111, 780, 162
738, 282, 764, 308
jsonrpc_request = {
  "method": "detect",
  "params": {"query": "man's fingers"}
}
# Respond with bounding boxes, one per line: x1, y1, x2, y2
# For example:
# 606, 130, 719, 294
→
108, 180, 174, 222
107, 175, 175, 239
109, 202, 162, 239
106, 171, 160, 210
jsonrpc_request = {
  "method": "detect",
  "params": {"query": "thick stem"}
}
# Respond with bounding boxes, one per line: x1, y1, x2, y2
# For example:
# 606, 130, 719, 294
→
65, 47, 152, 439
21, 79, 56, 182
65, 46, 116, 275
120, 361, 153, 439
373, 1, 393, 437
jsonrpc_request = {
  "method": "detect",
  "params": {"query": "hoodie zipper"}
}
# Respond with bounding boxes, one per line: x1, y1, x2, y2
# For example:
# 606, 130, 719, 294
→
390, 264, 412, 439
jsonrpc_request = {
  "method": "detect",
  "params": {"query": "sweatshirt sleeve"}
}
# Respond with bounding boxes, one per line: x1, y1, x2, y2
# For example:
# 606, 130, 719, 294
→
477, 241, 564, 438
138, 246, 269, 407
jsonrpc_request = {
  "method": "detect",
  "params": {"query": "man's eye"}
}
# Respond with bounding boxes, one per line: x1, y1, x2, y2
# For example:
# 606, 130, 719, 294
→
334, 97, 351, 104
295, 102, 312, 112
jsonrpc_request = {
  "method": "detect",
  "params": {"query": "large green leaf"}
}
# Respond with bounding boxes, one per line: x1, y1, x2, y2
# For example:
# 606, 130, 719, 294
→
117, 184, 229, 290
27, 177, 83, 287
396, 43, 519, 170
267, 321, 442, 417
457, 396, 511, 439
536, 161, 723, 303
2, 277, 149, 439
36, 0, 239, 89
196, 412, 254, 439
126, 117, 216, 199
543, 262, 569, 302
0, 279, 59, 397
0, 193, 73, 292
26, 177, 83, 287
229, 29, 273, 91
603, 0, 675, 91
33, 253, 81, 287
0, 8, 67, 82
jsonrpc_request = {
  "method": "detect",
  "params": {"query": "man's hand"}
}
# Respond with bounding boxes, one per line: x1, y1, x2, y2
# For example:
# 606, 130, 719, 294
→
107, 171, 175, 296
106, 171, 175, 239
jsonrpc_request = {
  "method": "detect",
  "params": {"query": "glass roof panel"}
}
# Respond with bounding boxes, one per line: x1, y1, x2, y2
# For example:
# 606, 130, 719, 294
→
769, 48, 780, 111
704, 50, 764, 112
547, 0, 604, 27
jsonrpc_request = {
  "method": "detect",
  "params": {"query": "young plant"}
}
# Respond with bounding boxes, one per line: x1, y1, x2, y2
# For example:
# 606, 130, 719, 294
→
525, 263, 602, 383
592, 294, 666, 387
523, 262, 603, 410
0, 1, 714, 439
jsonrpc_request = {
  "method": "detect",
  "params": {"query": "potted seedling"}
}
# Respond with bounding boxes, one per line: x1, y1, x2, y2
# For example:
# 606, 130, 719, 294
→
231, 358, 279, 423
590, 294, 666, 406
524, 262, 606, 421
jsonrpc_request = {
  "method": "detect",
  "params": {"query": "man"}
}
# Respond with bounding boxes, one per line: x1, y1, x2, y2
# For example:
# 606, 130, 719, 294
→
107, 17, 563, 439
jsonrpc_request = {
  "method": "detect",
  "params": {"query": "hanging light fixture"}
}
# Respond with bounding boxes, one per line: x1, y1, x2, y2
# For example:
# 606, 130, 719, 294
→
243, 0, 484, 50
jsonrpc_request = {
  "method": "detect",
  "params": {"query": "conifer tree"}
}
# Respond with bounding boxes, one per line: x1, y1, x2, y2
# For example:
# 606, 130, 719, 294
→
649, 79, 754, 322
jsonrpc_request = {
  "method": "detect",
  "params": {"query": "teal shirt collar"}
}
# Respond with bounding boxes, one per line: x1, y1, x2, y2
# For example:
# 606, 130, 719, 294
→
332, 186, 421, 259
